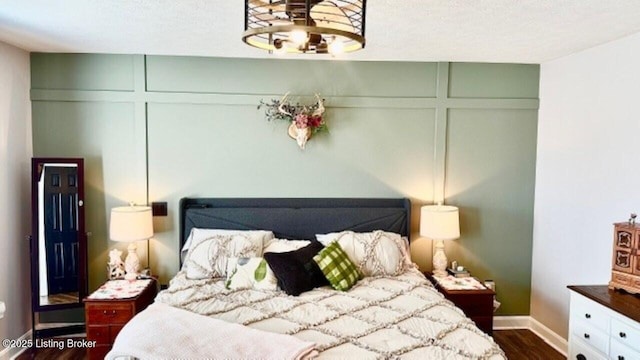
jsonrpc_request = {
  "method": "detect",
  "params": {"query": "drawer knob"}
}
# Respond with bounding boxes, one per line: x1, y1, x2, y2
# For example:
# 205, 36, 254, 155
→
576, 354, 586, 360
619, 332, 627, 338
584, 313, 591, 319
583, 333, 590, 339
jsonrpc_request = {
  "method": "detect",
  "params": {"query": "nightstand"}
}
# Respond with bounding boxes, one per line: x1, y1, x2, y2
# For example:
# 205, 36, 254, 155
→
84, 278, 157, 359
425, 273, 495, 334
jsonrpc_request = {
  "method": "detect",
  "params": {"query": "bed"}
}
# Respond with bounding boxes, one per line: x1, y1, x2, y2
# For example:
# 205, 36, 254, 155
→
107, 198, 505, 359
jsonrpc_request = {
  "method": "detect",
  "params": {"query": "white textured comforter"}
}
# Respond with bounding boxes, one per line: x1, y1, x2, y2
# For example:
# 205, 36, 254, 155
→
153, 268, 505, 359
106, 302, 316, 360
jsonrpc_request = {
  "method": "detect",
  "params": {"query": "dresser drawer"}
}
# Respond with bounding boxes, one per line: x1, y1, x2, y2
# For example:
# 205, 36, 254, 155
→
611, 271, 632, 284
571, 295, 609, 332
569, 336, 607, 360
610, 318, 640, 352
572, 319, 609, 355
86, 325, 110, 344
610, 339, 640, 360
86, 303, 133, 324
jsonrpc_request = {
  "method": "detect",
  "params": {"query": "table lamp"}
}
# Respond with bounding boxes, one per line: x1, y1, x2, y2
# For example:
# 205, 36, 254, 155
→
109, 205, 153, 280
420, 205, 460, 277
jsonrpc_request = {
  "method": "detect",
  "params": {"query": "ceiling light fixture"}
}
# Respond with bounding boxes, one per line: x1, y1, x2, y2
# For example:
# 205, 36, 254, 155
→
243, 0, 367, 55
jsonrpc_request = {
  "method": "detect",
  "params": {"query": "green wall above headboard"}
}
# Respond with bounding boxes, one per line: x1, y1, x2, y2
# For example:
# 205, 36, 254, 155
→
31, 54, 539, 315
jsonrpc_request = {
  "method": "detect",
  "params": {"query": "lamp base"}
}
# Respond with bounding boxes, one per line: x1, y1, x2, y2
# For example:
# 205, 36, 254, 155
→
432, 239, 448, 278
124, 272, 137, 281
124, 242, 140, 280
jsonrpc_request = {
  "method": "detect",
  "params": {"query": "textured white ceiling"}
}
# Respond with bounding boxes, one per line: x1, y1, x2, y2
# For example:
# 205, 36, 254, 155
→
1, 0, 640, 63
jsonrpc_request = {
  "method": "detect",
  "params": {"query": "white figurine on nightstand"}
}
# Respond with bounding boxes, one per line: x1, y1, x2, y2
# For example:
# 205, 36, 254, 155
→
108, 249, 125, 280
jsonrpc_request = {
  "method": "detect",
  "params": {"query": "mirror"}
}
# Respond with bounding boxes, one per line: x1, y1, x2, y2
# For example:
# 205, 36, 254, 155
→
30, 158, 87, 312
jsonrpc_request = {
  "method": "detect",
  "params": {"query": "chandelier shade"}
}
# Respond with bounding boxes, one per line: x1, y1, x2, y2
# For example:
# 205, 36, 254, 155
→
243, 0, 367, 55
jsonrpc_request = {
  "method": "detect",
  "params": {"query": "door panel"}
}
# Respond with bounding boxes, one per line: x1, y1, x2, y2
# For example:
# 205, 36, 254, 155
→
43, 166, 80, 294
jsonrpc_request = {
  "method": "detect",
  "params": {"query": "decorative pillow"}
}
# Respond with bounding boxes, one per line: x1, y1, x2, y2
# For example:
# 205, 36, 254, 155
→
400, 236, 417, 270
263, 239, 311, 254
225, 257, 278, 291
181, 228, 274, 263
313, 241, 361, 291
316, 230, 406, 276
263, 241, 329, 296
183, 233, 263, 280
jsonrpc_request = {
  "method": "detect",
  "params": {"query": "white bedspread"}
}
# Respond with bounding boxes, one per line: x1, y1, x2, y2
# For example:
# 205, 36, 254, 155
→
150, 267, 505, 359
106, 302, 316, 360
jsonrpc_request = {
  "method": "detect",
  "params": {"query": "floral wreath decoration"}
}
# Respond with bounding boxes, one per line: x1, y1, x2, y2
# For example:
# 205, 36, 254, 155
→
258, 93, 328, 150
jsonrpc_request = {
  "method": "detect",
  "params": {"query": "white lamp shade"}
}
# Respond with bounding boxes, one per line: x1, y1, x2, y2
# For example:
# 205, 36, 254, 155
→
420, 205, 460, 240
109, 206, 153, 242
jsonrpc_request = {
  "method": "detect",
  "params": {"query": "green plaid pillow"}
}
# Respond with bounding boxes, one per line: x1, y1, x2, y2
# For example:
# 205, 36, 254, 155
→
313, 241, 361, 291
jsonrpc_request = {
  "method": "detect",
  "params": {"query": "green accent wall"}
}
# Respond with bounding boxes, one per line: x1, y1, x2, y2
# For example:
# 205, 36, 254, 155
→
31, 54, 539, 315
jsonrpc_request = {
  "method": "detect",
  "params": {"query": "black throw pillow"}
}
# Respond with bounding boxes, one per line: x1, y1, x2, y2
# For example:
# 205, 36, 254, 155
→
263, 241, 329, 296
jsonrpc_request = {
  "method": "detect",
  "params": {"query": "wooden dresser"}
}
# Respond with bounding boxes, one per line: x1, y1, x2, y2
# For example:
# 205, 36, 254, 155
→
568, 285, 640, 360
84, 279, 157, 359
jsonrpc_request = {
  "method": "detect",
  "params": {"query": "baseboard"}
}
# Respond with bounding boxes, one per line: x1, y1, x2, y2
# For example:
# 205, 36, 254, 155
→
493, 315, 531, 329
493, 316, 568, 357
0, 330, 31, 360
528, 317, 568, 357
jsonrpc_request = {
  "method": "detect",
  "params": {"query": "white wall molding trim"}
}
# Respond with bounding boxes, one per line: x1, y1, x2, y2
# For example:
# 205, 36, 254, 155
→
493, 315, 531, 329
493, 316, 568, 356
529, 317, 568, 357
0, 330, 31, 360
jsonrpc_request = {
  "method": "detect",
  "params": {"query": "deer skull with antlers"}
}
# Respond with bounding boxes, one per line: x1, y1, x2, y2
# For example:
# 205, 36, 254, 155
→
260, 93, 328, 150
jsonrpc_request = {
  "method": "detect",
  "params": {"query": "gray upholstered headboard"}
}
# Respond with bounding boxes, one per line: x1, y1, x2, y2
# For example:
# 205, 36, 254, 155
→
179, 197, 411, 263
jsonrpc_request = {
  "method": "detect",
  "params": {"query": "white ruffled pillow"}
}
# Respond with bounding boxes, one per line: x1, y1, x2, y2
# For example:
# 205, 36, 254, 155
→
263, 238, 311, 253
225, 257, 278, 291
400, 236, 414, 269
316, 230, 408, 277
181, 228, 274, 263
183, 232, 265, 280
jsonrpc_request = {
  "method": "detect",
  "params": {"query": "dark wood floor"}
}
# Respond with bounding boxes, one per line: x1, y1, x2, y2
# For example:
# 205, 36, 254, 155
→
16, 329, 563, 359
493, 329, 565, 360
39, 292, 79, 306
